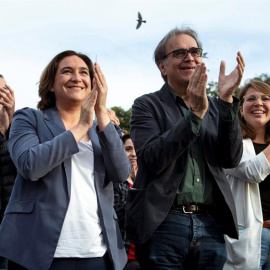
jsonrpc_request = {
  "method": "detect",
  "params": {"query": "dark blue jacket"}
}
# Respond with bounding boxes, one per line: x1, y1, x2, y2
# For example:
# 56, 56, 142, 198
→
0, 131, 16, 222
0, 107, 130, 270
126, 83, 243, 244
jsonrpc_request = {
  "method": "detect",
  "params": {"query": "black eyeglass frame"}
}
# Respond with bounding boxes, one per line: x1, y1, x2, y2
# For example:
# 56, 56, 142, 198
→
162, 47, 203, 60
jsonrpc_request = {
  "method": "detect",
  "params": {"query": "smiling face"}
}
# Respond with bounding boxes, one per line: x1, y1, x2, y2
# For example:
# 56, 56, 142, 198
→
241, 87, 270, 131
51, 55, 91, 108
158, 34, 201, 92
124, 138, 137, 167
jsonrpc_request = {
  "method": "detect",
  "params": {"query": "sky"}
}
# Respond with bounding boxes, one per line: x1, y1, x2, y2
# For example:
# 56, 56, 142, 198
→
0, 0, 269, 111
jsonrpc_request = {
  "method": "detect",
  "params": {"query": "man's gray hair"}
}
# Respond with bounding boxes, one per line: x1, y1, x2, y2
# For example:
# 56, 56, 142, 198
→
154, 27, 202, 82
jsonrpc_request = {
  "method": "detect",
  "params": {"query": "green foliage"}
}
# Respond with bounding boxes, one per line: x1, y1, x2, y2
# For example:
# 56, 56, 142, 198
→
110, 106, 131, 132
206, 81, 218, 97
206, 73, 270, 98
252, 73, 270, 85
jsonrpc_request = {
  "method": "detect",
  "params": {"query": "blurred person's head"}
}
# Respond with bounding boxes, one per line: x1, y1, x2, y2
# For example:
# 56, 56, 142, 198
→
121, 133, 137, 167
239, 80, 270, 143
121, 129, 129, 136
37, 50, 95, 110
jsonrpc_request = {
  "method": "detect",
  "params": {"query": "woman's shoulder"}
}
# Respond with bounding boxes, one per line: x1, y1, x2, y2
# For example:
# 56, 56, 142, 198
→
13, 107, 44, 123
14, 107, 39, 116
242, 138, 254, 150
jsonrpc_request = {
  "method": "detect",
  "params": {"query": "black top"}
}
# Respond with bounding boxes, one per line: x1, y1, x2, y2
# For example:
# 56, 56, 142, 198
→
0, 131, 17, 221
253, 142, 270, 220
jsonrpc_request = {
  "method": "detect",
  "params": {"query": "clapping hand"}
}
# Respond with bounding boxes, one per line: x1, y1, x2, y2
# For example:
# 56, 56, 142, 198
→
93, 63, 108, 114
79, 85, 98, 129
0, 84, 15, 135
187, 63, 208, 119
130, 164, 138, 182
92, 63, 110, 131
218, 52, 245, 103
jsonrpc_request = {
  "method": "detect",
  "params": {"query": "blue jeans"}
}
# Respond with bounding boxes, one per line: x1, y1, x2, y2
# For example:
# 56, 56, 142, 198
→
260, 227, 270, 270
136, 211, 227, 270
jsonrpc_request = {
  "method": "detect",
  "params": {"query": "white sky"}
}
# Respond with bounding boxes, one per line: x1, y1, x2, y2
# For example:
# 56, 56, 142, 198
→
0, 0, 269, 110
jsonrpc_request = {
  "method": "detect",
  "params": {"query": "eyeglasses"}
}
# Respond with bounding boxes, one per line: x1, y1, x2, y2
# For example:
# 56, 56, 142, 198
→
243, 95, 270, 103
163, 47, 203, 60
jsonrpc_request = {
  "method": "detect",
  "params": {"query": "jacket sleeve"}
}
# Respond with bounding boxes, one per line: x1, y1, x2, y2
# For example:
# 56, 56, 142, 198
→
97, 122, 131, 183
8, 108, 79, 181
224, 140, 270, 183
130, 95, 199, 175
0, 132, 16, 210
214, 97, 243, 169
0, 132, 5, 147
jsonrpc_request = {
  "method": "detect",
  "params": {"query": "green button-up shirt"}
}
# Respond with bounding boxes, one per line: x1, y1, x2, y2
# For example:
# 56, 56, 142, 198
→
169, 88, 237, 206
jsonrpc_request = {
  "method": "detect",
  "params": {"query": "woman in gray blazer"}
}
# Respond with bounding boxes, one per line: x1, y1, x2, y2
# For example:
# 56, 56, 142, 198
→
0, 50, 130, 270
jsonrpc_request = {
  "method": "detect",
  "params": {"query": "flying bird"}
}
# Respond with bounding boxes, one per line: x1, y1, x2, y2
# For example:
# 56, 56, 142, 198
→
136, 12, 146, 30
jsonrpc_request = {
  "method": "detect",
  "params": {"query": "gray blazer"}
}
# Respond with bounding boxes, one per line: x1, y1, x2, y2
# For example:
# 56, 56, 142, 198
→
0, 107, 130, 270
126, 83, 243, 244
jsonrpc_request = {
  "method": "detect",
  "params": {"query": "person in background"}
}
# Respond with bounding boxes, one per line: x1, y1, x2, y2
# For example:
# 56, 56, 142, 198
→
0, 51, 130, 270
223, 80, 270, 270
122, 133, 137, 187
126, 26, 245, 270
107, 109, 120, 127
114, 133, 137, 238
113, 133, 140, 270
106, 109, 140, 270
0, 74, 16, 270
106, 109, 128, 137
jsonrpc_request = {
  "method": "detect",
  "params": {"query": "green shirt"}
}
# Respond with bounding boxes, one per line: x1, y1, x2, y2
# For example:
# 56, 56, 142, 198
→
169, 88, 237, 206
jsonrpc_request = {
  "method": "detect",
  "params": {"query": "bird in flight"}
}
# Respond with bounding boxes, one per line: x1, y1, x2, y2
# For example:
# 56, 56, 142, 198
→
136, 12, 146, 30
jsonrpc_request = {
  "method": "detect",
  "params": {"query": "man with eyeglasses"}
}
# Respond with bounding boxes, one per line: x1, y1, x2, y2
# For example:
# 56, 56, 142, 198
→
126, 27, 245, 269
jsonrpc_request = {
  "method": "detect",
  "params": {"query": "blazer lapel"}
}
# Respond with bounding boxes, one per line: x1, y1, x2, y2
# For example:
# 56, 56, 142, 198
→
43, 107, 72, 197
158, 84, 182, 124
43, 107, 66, 137
245, 139, 264, 223
88, 122, 105, 189
159, 84, 211, 141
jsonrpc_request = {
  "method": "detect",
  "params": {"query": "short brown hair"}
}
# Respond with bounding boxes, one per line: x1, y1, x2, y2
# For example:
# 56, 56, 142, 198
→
239, 80, 270, 143
37, 50, 95, 110
154, 27, 202, 82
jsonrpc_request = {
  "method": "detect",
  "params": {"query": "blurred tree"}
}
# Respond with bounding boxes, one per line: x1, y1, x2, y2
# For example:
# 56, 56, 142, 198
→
206, 81, 218, 97
110, 106, 131, 132
206, 80, 243, 98
205, 73, 270, 98
253, 73, 270, 85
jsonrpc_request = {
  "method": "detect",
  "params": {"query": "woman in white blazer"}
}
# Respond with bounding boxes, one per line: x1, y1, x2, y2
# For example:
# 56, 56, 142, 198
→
224, 80, 270, 270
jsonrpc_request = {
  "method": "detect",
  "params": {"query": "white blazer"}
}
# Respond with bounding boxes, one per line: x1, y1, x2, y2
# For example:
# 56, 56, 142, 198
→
223, 138, 270, 270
